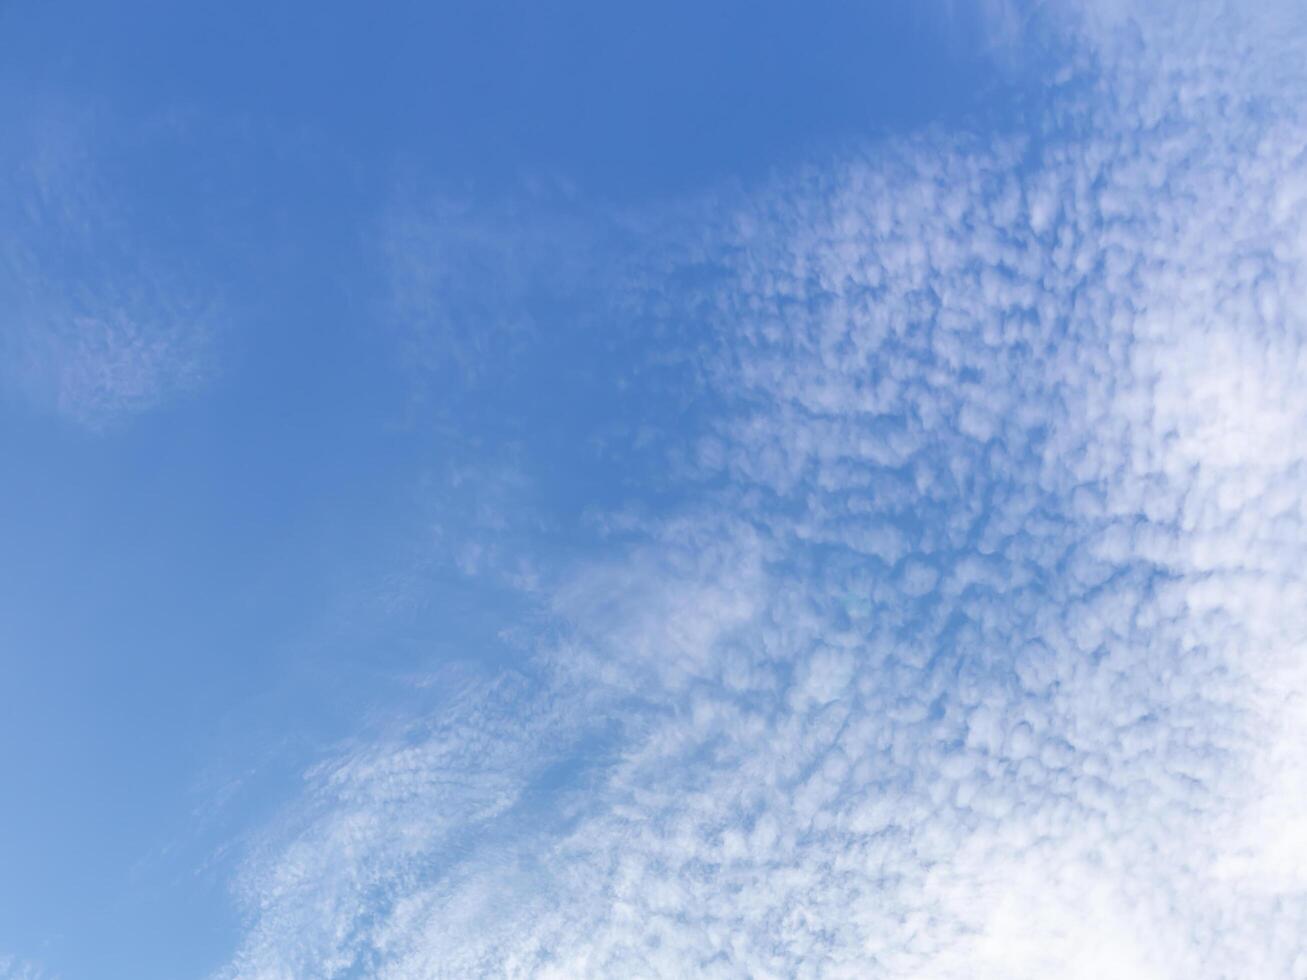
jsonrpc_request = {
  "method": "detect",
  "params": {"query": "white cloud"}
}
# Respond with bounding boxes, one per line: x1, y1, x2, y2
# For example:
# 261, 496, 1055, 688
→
218, 1, 1307, 977
0, 954, 53, 980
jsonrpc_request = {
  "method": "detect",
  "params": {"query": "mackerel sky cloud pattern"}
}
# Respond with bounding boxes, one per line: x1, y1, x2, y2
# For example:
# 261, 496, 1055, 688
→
217, 2, 1307, 978
3, 0, 1305, 977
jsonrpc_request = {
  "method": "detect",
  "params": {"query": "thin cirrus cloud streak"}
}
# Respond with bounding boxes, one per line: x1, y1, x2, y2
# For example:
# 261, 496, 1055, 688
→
218, 1, 1307, 977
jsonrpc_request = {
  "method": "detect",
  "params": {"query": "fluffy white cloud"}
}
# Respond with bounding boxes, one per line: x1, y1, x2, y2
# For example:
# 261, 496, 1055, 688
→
218, 1, 1307, 977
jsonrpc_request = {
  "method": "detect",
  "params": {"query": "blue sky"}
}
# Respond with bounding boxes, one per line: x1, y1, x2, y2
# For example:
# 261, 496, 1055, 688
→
3, 1, 1307, 978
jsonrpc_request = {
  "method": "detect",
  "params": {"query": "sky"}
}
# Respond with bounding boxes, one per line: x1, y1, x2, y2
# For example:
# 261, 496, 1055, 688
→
2, 0, 1306, 977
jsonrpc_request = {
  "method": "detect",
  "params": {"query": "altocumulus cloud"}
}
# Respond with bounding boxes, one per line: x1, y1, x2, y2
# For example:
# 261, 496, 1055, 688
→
218, 1, 1307, 977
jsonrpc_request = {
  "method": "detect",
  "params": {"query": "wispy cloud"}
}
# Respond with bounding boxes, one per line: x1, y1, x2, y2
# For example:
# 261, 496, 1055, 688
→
0, 114, 215, 429
0, 954, 54, 980
218, 1, 1307, 976
378, 184, 605, 392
